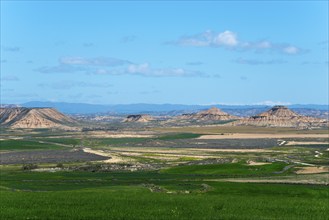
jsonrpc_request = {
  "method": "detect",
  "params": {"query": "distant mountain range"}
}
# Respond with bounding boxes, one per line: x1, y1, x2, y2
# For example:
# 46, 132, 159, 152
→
1, 101, 328, 117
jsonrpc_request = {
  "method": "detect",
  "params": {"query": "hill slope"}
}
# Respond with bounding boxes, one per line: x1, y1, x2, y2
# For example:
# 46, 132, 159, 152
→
0, 107, 76, 129
123, 114, 154, 122
180, 107, 239, 121
234, 106, 328, 128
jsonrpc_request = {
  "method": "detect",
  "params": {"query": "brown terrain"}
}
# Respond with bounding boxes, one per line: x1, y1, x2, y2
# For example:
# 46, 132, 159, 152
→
233, 105, 328, 128
180, 107, 239, 121
123, 114, 154, 122
0, 107, 76, 129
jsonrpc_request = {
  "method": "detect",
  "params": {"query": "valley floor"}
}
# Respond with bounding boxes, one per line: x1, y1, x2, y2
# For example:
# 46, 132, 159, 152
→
0, 126, 328, 219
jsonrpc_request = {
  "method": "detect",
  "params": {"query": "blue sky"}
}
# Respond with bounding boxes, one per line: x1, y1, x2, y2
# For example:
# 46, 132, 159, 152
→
1, 1, 328, 105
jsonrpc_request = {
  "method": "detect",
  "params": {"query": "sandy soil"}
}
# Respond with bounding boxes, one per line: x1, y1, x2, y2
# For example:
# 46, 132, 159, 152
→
198, 133, 329, 140
83, 148, 125, 163
247, 161, 270, 166
295, 166, 329, 174
109, 147, 273, 155
286, 141, 329, 146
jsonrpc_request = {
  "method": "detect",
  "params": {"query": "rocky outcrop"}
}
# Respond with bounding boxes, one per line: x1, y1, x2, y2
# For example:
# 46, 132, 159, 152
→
123, 114, 153, 122
0, 107, 76, 129
180, 107, 239, 121
234, 106, 328, 128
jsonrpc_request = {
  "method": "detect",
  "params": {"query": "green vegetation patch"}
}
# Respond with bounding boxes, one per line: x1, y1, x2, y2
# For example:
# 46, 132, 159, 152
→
37, 138, 80, 146
0, 140, 64, 151
161, 162, 289, 176
157, 133, 202, 140
0, 177, 328, 220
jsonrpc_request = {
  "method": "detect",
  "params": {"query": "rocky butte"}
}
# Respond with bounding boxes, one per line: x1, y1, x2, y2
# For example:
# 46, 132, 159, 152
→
233, 105, 328, 128
0, 107, 76, 129
123, 114, 154, 123
180, 107, 240, 121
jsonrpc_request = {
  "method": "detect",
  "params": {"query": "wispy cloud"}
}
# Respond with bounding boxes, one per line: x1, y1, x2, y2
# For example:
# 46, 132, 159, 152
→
1, 75, 20, 81
233, 58, 287, 65
120, 35, 137, 43
82, 42, 94, 47
59, 56, 131, 66
301, 61, 328, 65
35, 64, 87, 74
169, 30, 305, 55
38, 81, 113, 90
35, 57, 130, 74
91, 63, 206, 77
36, 56, 205, 77
186, 61, 203, 66
125, 63, 206, 77
2, 46, 21, 52
140, 90, 161, 95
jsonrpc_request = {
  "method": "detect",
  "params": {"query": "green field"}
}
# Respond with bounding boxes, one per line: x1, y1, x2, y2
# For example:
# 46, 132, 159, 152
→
162, 162, 290, 176
0, 139, 65, 151
1, 129, 328, 219
0, 166, 328, 220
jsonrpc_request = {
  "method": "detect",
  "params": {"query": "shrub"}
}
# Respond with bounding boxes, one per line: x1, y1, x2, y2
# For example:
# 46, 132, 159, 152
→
22, 164, 38, 170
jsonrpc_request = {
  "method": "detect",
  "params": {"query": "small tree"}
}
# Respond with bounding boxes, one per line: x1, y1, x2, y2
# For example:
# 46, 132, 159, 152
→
22, 164, 38, 171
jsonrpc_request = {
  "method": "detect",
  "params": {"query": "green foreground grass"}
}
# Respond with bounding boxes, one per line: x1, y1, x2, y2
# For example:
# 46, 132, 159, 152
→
1, 165, 328, 220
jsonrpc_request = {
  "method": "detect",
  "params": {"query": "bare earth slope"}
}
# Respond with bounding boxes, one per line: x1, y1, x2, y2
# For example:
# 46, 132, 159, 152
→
123, 114, 154, 122
180, 107, 239, 121
0, 107, 76, 129
233, 106, 328, 128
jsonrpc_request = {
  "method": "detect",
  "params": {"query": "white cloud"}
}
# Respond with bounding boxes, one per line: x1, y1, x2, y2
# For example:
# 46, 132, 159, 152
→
255, 41, 272, 49
171, 30, 303, 55
126, 63, 205, 77
127, 63, 150, 74
37, 56, 205, 77
282, 46, 299, 54
213, 31, 238, 46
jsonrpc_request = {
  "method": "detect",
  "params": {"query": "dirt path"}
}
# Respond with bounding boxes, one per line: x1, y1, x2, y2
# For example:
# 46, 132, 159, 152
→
295, 166, 329, 174
285, 141, 329, 145
82, 148, 125, 163
198, 133, 329, 140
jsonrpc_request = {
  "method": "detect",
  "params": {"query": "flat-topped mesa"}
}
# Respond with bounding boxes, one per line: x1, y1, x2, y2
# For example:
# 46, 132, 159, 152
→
254, 105, 300, 119
123, 114, 154, 123
181, 107, 239, 121
0, 107, 76, 129
235, 105, 328, 128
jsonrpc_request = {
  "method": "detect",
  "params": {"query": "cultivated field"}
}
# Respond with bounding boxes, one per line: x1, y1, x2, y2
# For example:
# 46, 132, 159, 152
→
0, 125, 328, 219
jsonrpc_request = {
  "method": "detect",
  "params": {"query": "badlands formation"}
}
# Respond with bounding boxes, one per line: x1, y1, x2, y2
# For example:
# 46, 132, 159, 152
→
234, 106, 328, 128
0, 107, 75, 129
124, 114, 154, 122
180, 107, 239, 121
